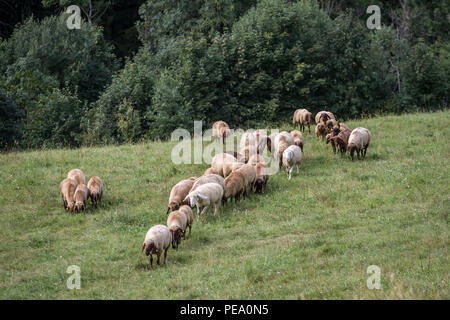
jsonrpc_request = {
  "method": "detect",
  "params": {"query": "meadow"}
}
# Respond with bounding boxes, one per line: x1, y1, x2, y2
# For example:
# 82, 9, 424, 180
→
0, 111, 448, 299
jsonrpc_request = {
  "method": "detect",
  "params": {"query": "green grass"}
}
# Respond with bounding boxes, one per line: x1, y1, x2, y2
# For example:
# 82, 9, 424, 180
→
0, 111, 449, 299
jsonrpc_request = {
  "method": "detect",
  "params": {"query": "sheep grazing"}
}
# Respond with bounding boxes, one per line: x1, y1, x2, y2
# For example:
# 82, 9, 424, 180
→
67, 169, 85, 186
167, 177, 197, 214
203, 167, 219, 175
73, 183, 89, 212
293, 109, 313, 133
254, 162, 269, 193
273, 131, 294, 169
315, 111, 335, 124
167, 210, 188, 249
254, 129, 270, 154
141, 225, 172, 268
325, 119, 338, 133
87, 176, 103, 207
236, 164, 256, 199
179, 205, 193, 239
224, 151, 246, 163
239, 132, 258, 163
282, 145, 303, 180
325, 132, 337, 154
60, 178, 78, 212
267, 132, 278, 155
224, 170, 246, 203
347, 127, 371, 161
211, 153, 242, 178
184, 182, 224, 218
290, 130, 304, 151
190, 174, 225, 194
212, 121, 231, 143
248, 154, 266, 166
332, 129, 352, 157
315, 123, 327, 140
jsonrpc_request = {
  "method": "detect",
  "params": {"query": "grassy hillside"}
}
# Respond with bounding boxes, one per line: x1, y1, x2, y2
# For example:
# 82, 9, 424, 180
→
0, 111, 449, 299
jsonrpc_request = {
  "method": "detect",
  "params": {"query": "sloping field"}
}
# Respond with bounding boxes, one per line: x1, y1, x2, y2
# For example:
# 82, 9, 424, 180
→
0, 111, 448, 299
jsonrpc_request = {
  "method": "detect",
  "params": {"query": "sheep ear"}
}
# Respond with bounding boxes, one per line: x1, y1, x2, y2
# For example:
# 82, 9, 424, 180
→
198, 193, 208, 200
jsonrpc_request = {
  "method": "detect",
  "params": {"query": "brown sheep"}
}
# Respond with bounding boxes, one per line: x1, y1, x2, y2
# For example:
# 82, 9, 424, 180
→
179, 205, 193, 239
290, 130, 304, 151
87, 176, 103, 207
73, 184, 89, 212
60, 178, 78, 212
315, 111, 335, 124
211, 153, 241, 177
332, 129, 352, 157
204, 167, 219, 175
167, 177, 197, 214
167, 210, 188, 249
236, 164, 256, 199
67, 169, 85, 186
293, 109, 313, 133
141, 225, 172, 268
212, 121, 231, 143
224, 170, 246, 203
225, 151, 246, 163
325, 119, 338, 133
315, 123, 327, 140
254, 162, 269, 193
248, 154, 266, 166
273, 132, 294, 169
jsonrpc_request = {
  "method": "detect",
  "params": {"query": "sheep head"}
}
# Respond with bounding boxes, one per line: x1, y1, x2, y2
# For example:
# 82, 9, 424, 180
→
74, 201, 85, 212
170, 227, 183, 249
142, 240, 154, 256
167, 201, 179, 214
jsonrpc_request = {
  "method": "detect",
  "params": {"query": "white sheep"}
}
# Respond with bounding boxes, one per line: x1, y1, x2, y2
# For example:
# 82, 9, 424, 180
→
184, 182, 224, 219
347, 127, 371, 161
282, 145, 302, 180
141, 225, 172, 268
273, 131, 294, 168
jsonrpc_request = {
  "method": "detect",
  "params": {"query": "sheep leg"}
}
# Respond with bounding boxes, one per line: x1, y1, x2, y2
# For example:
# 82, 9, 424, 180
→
297, 164, 299, 173
163, 248, 168, 265
156, 252, 161, 265
200, 205, 208, 217
149, 254, 153, 268
308, 123, 311, 134
357, 150, 361, 160
288, 167, 293, 180
188, 224, 192, 237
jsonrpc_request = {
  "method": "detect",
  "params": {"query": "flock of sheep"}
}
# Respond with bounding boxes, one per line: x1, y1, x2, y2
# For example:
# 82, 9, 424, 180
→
59, 169, 103, 212
141, 109, 372, 268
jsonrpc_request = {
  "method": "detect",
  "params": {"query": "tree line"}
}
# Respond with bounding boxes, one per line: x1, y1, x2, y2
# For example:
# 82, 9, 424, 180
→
1, 0, 449, 149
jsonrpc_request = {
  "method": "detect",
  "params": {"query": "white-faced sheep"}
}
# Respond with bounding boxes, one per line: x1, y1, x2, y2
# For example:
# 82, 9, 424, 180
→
254, 162, 269, 193
347, 127, 371, 161
179, 205, 193, 239
73, 183, 89, 212
224, 170, 246, 203
236, 164, 256, 199
315, 111, 335, 125
282, 145, 302, 180
167, 177, 197, 213
293, 109, 313, 133
60, 178, 78, 212
184, 182, 224, 219
212, 121, 231, 143
167, 210, 188, 249
141, 225, 172, 268
67, 169, 85, 186
211, 153, 242, 178
290, 130, 304, 151
87, 176, 103, 207
273, 131, 294, 169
